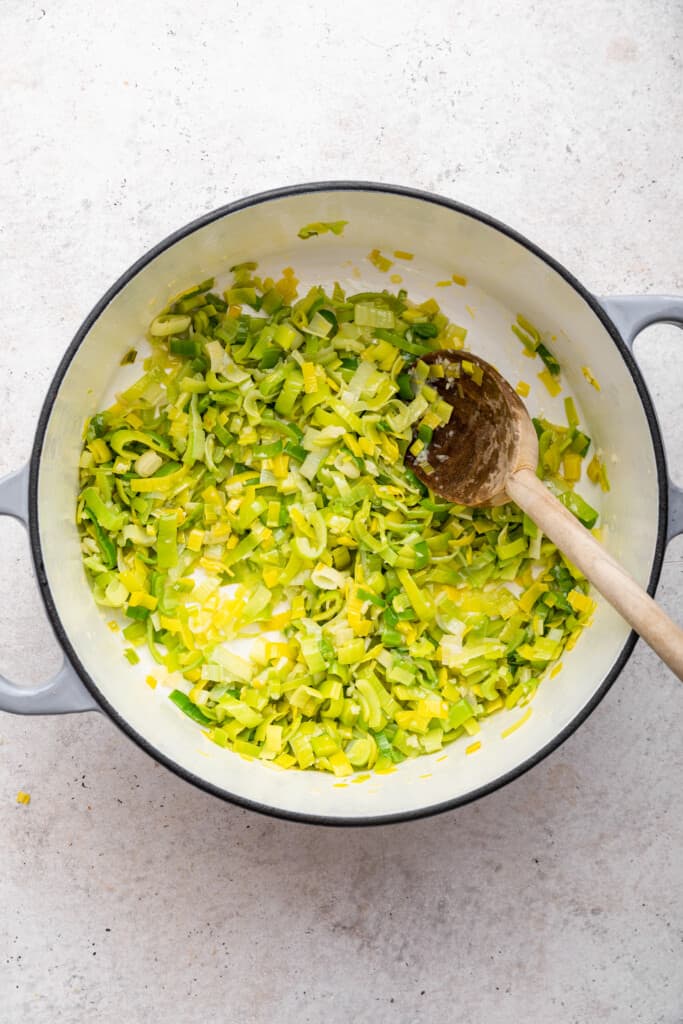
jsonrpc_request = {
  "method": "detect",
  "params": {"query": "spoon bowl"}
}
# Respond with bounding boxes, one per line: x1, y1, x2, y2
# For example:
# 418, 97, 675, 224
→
406, 350, 538, 505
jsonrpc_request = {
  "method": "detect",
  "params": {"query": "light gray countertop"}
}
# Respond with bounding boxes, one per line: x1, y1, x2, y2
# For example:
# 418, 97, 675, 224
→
1, 2, 682, 1021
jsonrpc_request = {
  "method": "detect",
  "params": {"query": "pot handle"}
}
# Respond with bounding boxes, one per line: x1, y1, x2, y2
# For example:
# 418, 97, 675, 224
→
0, 464, 99, 715
600, 294, 683, 542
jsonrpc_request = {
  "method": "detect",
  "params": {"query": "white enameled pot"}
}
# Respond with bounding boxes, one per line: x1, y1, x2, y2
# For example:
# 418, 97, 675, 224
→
2, 183, 682, 825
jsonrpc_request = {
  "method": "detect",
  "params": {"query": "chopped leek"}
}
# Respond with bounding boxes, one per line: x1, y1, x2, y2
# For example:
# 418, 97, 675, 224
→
77, 267, 600, 776
297, 221, 348, 240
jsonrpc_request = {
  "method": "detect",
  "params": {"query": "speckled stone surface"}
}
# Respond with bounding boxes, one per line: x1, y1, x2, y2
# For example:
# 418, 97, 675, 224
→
1, 2, 682, 1021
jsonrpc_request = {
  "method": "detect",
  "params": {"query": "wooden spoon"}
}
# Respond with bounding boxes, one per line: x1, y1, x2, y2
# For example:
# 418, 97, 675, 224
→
406, 350, 683, 680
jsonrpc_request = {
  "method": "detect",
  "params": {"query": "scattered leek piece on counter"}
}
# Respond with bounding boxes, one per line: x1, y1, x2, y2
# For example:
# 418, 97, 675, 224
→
77, 267, 602, 775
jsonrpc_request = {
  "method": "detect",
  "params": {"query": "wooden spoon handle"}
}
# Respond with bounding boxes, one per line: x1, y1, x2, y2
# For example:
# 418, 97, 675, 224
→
507, 467, 683, 681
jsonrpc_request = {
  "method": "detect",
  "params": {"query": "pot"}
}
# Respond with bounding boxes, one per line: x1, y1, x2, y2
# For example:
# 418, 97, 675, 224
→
1, 182, 682, 825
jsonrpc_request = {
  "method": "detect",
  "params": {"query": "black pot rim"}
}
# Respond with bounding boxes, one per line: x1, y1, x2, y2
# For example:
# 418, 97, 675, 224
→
27, 180, 669, 827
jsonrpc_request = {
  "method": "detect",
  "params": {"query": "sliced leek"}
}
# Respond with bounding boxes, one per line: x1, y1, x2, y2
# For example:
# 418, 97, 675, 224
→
77, 267, 600, 774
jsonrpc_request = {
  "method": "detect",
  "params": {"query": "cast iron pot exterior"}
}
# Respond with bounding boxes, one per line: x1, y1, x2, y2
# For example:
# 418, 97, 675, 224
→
1, 182, 682, 825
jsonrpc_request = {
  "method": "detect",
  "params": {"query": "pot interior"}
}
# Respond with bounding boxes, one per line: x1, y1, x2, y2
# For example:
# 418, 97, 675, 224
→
35, 187, 662, 821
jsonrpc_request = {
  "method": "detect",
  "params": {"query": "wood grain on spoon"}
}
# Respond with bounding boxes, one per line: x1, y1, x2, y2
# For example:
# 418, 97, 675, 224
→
407, 350, 683, 681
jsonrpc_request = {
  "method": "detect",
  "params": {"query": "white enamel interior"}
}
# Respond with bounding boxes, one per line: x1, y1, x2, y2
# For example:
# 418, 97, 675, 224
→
36, 188, 661, 821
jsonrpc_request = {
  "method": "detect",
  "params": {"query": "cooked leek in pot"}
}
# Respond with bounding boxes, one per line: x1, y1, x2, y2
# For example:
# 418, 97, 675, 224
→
76, 264, 600, 776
